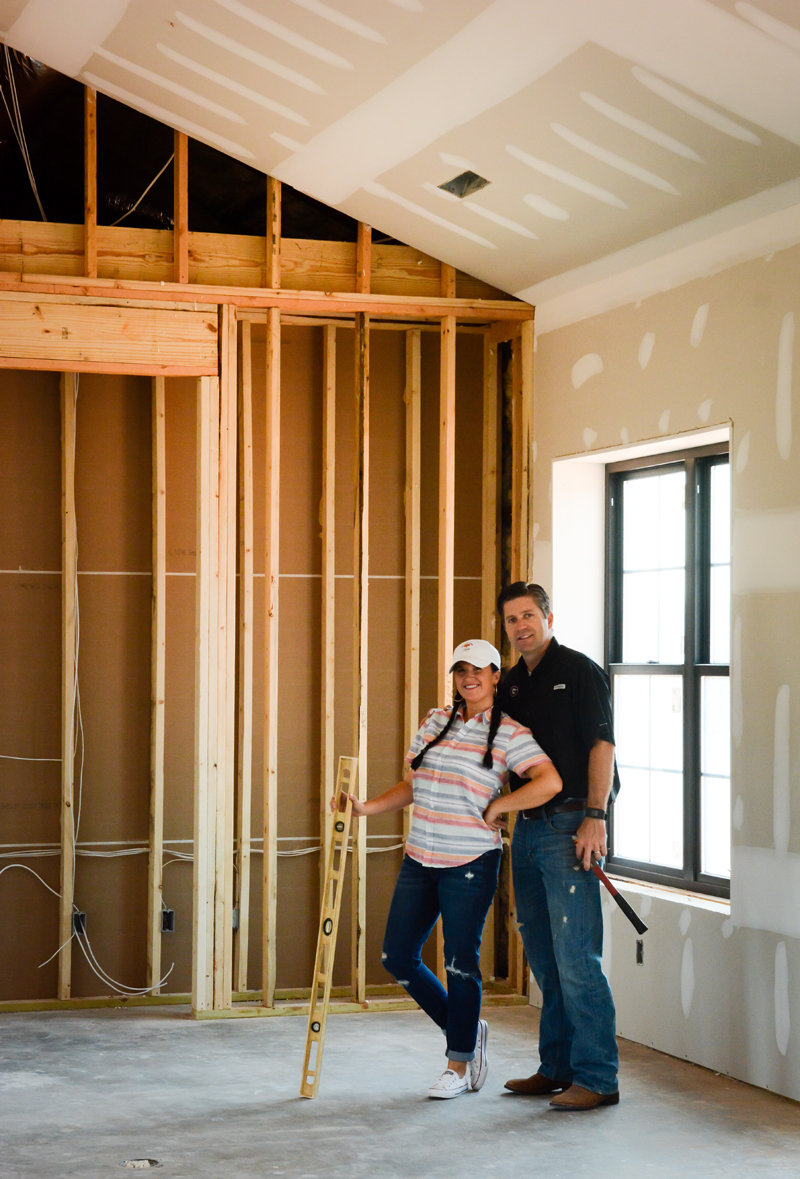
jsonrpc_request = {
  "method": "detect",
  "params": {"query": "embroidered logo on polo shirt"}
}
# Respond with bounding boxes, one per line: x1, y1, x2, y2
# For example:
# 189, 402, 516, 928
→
510, 685, 519, 697
554, 684, 566, 690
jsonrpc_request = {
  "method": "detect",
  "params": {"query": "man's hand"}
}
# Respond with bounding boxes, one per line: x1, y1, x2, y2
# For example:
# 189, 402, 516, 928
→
574, 817, 606, 871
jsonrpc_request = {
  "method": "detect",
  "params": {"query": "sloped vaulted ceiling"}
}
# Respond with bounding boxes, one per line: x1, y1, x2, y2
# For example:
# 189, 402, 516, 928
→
2, 0, 800, 300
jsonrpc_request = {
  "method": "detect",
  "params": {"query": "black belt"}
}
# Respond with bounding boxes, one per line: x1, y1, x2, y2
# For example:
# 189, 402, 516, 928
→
519, 798, 585, 822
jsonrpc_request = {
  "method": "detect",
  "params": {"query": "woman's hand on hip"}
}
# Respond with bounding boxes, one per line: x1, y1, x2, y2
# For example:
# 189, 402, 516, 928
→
482, 798, 507, 831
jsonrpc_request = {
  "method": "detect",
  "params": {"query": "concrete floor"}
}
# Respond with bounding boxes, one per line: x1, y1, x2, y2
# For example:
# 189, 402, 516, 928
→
2, 1005, 799, 1179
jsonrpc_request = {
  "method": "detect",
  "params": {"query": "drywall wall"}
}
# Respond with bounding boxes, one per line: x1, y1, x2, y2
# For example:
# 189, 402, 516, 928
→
533, 242, 800, 1099
0, 326, 485, 1001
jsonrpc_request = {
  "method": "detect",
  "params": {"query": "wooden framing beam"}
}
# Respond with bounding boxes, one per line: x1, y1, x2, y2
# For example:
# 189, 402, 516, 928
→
481, 334, 499, 644
440, 263, 456, 300
0, 297, 218, 374
519, 318, 535, 585
58, 373, 77, 1000
510, 339, 523, 583
435, 316, 457, 985
234, 320, 254, 994
266, 178, 281, 290
214, 305, 237, 1010
351, 311, 369, 1004
147, 376, 166, 992
320, 325, 336, 878
262, 307, 281, 1008
403, 329, 421, 843
174, 132, 189, 285
438, 318, 456, 708
0, 272, 531, 321
84, 89, 97, 280
0, 218, 513, 300
193, 375, 218, 1013
356, 223, 371, 295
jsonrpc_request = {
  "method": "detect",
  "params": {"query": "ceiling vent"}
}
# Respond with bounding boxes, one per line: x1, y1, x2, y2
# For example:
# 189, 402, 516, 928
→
438, 170, 490, 198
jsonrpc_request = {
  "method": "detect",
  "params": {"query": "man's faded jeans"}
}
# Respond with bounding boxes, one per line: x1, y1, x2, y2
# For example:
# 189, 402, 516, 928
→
512, 809, 618, 1094
382, 850, 500, 1062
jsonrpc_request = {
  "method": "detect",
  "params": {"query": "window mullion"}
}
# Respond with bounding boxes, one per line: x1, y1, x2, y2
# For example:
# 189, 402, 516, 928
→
683, 456, 698, 883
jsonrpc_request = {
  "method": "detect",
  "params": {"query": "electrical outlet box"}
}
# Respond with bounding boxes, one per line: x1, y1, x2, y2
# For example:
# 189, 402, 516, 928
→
635, 938, 644, 965
72, 911, 87, 935
161, 909, 175, 934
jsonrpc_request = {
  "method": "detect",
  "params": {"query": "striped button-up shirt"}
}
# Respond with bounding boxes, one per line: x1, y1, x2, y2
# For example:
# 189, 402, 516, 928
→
404, 705, 550, 868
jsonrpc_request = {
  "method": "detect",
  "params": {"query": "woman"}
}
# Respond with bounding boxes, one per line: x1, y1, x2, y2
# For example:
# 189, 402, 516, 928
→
341, 639, 561, 1099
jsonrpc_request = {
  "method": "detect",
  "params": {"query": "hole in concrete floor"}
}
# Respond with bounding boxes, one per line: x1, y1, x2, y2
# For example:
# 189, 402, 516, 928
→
121, 1161, 160, 1169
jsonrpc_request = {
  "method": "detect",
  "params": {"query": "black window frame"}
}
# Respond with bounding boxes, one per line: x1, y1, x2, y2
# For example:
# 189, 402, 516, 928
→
605, 442, 730, 898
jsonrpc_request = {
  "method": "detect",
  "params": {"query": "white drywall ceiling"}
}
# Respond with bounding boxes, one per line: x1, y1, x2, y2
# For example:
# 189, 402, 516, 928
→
3, 0, 800, 300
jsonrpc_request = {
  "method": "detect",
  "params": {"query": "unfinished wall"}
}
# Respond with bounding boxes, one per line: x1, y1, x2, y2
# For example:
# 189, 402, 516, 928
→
0, 326, 486, 1001
533, 243, 800, 1100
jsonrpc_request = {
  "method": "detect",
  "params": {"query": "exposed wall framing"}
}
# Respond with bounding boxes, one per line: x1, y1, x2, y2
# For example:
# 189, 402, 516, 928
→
0, 175, 532, 1014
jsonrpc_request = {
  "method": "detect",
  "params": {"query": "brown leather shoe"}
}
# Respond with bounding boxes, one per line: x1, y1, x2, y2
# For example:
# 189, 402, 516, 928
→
504, 1072, 572, 1095
549, 1084, 619, 1110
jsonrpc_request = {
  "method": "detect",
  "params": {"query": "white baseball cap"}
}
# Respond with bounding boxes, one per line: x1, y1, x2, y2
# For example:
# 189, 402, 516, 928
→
449, 639, 502, 673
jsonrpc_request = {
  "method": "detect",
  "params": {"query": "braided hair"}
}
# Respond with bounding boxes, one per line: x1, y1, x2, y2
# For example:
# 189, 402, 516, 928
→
411, 666, 503, 771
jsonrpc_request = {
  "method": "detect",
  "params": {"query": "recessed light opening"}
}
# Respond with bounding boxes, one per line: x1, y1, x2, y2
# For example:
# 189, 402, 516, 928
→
438, 171, 490, 199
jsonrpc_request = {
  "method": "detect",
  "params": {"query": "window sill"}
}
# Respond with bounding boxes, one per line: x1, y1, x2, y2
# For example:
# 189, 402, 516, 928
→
607, 873, 731, 915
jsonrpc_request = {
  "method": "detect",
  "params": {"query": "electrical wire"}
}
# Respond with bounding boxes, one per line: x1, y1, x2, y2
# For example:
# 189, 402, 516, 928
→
110, 153, 174, 227
1, 45, 47, 221
0, 753, 61, 761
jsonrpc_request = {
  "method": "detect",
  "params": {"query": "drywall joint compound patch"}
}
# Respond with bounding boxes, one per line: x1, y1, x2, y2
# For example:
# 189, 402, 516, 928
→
572, 353, 603, 389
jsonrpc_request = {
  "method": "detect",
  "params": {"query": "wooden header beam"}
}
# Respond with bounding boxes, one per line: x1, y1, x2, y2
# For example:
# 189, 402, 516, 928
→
0, 273, 531, 322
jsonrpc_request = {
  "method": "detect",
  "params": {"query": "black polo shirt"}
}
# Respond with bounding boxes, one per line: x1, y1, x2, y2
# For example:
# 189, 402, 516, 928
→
497, 637, 621, 804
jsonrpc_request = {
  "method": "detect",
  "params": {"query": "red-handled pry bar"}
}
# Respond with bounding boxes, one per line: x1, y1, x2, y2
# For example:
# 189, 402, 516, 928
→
573, 838, 648, 935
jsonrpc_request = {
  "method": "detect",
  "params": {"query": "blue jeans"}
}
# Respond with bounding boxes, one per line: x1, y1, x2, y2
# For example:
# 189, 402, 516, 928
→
382, 850, 501, 1062
512, 810, 618, 1094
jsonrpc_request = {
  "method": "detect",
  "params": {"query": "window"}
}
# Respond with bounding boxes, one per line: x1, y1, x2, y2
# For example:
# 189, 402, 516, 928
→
606, 444, 730, 897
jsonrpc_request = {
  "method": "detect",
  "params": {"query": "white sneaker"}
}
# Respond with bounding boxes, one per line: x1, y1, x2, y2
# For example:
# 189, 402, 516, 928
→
469, 1019, 489, 1091
427, 1068, 470, 1099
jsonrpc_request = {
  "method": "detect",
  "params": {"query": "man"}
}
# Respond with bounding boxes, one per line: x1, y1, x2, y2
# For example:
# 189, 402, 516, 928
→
496, 582, 620, 1110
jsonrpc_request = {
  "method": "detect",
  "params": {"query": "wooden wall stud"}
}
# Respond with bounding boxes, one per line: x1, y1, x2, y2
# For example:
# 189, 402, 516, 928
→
351, 310, 369, 1003
356, 223, 371, 295
266, 178, 281, 289
58, 373, 78, 1000
84, 89, 97, 279
214, 305, 238, 1010
174, 131, 189, 284
403, 329, 421, 842
320, 325, 336, 877
481, 334, 499, 644
192, 374, 218, 1013
262, 307, 281, 1007
234, 320, 254, 993
147, 376, 166, 991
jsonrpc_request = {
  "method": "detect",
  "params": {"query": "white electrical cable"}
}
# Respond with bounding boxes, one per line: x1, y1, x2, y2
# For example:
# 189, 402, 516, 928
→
1, 45, 47, 221
110, 153, 175, 227
0, 753, 61, 761
0, 862, 61, 898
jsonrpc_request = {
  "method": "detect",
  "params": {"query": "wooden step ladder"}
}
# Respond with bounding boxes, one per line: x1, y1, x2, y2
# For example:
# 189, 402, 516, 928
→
300, 755, 357, 1098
